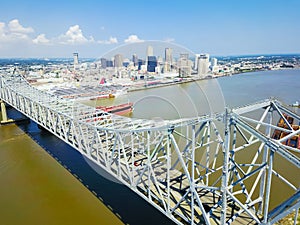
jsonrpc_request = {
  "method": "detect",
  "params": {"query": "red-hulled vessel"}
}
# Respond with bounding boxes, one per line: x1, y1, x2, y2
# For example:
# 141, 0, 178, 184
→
272, 113, 300, 149
96, 102, 133, 115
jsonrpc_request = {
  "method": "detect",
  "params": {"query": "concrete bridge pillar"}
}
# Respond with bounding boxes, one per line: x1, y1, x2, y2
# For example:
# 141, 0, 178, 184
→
0, 100, 14, 124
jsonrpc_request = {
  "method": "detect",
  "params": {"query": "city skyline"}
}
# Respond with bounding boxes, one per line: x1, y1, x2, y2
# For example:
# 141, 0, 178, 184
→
0, 0, 299, 58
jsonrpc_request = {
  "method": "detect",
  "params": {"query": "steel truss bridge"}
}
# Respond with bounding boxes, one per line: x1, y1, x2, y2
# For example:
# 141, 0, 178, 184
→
0, 73, 299, 225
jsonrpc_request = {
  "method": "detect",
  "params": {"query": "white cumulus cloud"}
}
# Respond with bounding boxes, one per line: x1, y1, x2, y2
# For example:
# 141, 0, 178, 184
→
108, 36, 118, 44
33, 34, 50, 44
98, 36, 118, 44
0, 19, 34, 42
8, 19, 34, 34
124, 35, 144, 43
59, 25, 93, 44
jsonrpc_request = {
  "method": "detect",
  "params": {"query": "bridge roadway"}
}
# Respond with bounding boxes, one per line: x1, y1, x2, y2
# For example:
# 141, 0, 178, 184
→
0, 73, 299, 225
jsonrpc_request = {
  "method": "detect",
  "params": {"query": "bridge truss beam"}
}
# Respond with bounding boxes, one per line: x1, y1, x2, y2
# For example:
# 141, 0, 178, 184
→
1, 73, 299, 225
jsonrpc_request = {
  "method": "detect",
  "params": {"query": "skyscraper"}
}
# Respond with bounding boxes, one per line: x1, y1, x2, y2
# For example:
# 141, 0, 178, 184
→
197, 54, 210, 78
106, 60, 113, 67
178, 53, 192, 77
211, 58, 217, 67
147, 56, 157, 72
194, 54, 200, 70
211, 57, 218, 73
164, 48, 172, 72
100, 58, 107, 69
114, 54, 123, 68
138, 59, 145, 71
146, 46, 154, 70
73, 53, 79, 67
147, 45, 153, 57
132, 54, 138, 66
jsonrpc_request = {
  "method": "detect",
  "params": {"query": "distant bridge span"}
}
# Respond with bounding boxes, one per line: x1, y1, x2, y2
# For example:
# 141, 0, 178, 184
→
1, 73, 299, 225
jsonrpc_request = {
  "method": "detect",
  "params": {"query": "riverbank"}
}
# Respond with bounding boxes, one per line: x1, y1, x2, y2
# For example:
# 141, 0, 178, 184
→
127, 77, 203, 92
127, 67, 299, 93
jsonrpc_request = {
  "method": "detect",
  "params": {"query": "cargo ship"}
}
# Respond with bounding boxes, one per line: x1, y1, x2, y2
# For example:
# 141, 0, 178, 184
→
96, 102, 133, 115
272, 114, 300, 149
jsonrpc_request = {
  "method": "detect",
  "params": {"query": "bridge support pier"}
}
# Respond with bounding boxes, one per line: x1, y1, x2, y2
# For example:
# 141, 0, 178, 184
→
0, 100, 14, 125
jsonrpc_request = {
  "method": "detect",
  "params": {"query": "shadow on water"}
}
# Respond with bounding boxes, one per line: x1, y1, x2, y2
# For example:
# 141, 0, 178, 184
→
7, 108, 175, 225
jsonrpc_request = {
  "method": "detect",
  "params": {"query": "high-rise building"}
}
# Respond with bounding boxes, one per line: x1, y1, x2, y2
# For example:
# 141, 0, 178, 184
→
178, 53, 192, 77
146, 46, 154, 70
114, 54, 123, 68
132, 54, 138, 66
106, 60, 113, 67
165, 48, 172, 63
147, 56, 157, 72
138, 59, 145, 71
211, 58, 217, 67
210, 57, 218, 73
194, 54, 200, 70
157, 56, 163, 65
73, 53, 79, 66
164, 48, 172, 72
100, 58, 107, 69
147, 45, 153, 57
197, 54, 210, 78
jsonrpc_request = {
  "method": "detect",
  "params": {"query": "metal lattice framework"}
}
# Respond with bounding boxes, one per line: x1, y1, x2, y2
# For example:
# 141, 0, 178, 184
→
0, 73, 299, 225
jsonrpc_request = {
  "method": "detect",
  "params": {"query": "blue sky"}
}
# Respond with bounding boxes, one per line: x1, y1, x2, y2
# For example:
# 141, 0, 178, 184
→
0, 0, 299, 58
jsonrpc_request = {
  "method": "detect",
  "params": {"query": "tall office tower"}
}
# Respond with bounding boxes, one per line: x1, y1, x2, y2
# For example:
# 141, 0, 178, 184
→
114, 54, 123, 68
100, 58, 107, 69
147, 56, 157, 72
210, 57, 218, 73
211, 57, 217, 67
194, 54, 200, 70
73, 53, 79, 65
164, 48, 172, 72
138, 59, 145, 71
197, 53, 210, 78
146, 45, 153, 69
106, 60, 113, 67
157, 56, 163, 64
147, 45, 153, 57
178, 53, 192, 77
132, 54, 138, 66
